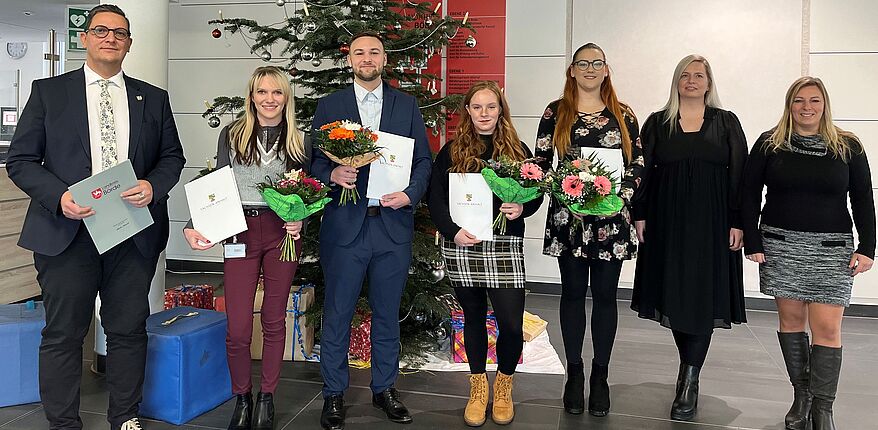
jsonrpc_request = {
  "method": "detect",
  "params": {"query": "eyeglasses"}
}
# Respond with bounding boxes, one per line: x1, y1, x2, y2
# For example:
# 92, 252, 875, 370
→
572, 59, 606, 71
87, 26, 131, 41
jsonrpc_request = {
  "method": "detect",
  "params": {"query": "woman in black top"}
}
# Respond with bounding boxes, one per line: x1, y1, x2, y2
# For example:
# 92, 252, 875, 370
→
534, 43, 643, 417
742, 76, 875, 430
428, 80, 542, 426
630, 55, 747, 421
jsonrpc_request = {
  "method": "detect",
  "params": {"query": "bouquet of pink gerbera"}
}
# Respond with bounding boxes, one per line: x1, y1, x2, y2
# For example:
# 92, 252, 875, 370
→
256, 169, 332, 261
546, 154, 622, 229
480, 157, 546, 235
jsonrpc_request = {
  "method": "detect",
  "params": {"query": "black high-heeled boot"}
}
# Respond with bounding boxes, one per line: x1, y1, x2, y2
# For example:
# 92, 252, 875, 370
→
809, 345, 842, 430
670, 363, 700, 421
252, 392, 275, 430
778, 332, 812, 430
228, 392, 253, 430
563, 361, 585, 414
588, 360, 610, 417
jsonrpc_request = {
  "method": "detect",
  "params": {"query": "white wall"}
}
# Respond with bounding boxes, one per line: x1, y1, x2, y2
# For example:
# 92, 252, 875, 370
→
166, 0, 878, 304
0, 42, 50, 115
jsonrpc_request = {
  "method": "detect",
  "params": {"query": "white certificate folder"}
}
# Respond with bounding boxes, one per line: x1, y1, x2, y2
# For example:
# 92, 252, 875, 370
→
184, 166, 248, 244
581, 147, 624, 185
68, 160, 154, 254
448, 173, 493, 241
366, 131, 415, 199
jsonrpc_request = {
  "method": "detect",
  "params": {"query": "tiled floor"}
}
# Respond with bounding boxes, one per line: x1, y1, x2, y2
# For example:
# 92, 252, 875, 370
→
2, 284, 877, 429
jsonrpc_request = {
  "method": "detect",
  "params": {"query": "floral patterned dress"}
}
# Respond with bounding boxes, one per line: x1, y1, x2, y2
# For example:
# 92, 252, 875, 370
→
535, 100, 644, 261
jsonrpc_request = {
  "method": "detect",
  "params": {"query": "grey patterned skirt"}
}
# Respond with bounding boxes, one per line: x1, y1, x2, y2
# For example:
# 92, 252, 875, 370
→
759, 224, 854, 306
440, 236, 526, 289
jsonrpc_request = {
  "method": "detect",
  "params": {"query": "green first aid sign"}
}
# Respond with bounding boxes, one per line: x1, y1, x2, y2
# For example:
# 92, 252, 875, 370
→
68, 7, 89, 31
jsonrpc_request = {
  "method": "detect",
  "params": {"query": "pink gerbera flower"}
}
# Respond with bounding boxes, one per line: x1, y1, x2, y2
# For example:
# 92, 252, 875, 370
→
594, 175, 612, 196
562, 175, 584, 197
519, 162, 543, 180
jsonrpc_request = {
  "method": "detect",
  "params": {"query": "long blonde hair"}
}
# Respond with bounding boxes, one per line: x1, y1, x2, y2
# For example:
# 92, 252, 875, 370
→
449, 81, 525, 173
765, 76, 860, 161
661, 54, 722, 133
228, 66, 305, 166
553, 43, 634, 161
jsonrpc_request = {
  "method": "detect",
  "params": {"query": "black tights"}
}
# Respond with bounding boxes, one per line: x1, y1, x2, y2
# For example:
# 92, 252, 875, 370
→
672, 330, 712, 367
557, 256, 623, 366
453, 287, 525, 375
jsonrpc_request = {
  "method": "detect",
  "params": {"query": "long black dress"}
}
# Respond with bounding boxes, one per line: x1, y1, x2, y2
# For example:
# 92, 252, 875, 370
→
631, 107, 747, 335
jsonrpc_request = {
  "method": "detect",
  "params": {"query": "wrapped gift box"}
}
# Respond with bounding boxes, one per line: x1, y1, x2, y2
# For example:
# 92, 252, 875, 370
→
164, 284, 215, 310
522, 311, 548, 342
349, 310, 371, 362
451, 311, 521, 364
251, 285, 316, 361
0, 301, 44, 407
141, 307, 232, 425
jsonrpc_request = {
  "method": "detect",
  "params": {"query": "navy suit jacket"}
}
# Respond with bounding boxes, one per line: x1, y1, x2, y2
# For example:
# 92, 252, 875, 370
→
310, 82, 432, 246
6, 67, 186, 258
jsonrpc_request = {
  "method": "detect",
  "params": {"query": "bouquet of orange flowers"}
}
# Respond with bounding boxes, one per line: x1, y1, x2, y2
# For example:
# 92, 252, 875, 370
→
312, 120, 381, 205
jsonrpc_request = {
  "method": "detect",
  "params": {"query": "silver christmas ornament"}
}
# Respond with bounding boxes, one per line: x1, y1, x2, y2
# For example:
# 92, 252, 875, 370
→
311, 58, 322, 67
350, 0, 359, 6
394, 21, 402, 31
433, 326, 448, 340
300, 50, 314, 61
207, 116, 221, 128
276, 0, 286, 6
305, 21, 318, 32
430, 267, 445, 283
414, 312, 426, 323
425, 17, 433, 27
424, 119, 437, 128
260, 50, 272, 61
465, 35, 477, 48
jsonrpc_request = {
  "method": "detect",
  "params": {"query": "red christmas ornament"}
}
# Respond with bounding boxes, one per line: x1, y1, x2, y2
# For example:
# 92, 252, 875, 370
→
288, 67, 299, 76
339, 44, 350, 54
446, 112, 454, 121
211, 28, 222, 38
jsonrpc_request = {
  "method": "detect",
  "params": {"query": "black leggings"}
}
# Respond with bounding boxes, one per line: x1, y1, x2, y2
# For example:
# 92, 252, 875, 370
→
672, 330, 712, 367
557, 255, 623, 366
453, 287, 525, 375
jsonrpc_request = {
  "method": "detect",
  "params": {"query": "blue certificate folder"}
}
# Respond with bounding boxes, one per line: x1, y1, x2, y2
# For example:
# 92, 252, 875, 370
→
68, 160, 154, 254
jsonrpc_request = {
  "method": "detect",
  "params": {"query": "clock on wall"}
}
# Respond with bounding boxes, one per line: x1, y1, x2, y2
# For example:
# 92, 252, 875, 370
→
6, 42, 28, 60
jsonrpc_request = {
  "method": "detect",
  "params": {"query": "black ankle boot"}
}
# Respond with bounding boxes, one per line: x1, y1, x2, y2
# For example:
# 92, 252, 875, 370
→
228, 392, 253, 430
809, 345, 842, 430
670, 363, 700, 421
778, 332, 812, 430
563, 361, 585, 414
588, 360, 610, 417
252, 392, 275, 430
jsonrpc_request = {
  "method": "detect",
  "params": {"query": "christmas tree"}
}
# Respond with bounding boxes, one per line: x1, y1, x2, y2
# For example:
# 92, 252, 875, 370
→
203, 0, 472, 365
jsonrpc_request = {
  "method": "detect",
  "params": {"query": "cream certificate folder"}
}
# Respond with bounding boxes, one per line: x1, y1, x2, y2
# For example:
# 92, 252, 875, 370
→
448, 173, 493, 241
184, 166, 248, 244
366, 131, 414, 200
68, 160, 154, 254
581, 147, 624, 186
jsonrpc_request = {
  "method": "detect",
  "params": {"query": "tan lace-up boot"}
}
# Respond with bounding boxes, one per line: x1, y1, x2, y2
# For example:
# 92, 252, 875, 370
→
464, 373, 489, 426
492, 372, 515, 424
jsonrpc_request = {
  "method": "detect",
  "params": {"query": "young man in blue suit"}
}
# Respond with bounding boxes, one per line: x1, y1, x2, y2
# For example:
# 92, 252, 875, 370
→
310, 32, 432, 430
5, 5, 185, 430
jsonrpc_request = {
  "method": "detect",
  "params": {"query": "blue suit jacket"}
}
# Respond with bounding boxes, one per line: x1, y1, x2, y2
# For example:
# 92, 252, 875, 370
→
310, 82, 432, 246
6, 67, 186, 258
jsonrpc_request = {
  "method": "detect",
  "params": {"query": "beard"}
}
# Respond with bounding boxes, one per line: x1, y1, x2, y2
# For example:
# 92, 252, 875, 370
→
354, 66, 382, 83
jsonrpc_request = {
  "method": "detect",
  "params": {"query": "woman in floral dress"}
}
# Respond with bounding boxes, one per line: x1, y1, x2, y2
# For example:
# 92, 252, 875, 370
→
534, 43, 643, 417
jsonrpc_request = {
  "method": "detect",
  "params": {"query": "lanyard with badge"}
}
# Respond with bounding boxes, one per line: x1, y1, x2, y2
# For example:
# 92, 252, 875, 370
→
224, 234, 246, 259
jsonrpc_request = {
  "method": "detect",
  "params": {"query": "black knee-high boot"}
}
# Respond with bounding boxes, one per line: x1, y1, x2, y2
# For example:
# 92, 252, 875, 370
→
778, 332, 812, 430
670, 363, 700, 421
809, 345, 842, 430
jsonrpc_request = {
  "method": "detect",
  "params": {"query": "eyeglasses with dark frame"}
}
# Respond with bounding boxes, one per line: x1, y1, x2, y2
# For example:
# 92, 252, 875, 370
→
87, 26, 131, 41
572, 59, 606, 71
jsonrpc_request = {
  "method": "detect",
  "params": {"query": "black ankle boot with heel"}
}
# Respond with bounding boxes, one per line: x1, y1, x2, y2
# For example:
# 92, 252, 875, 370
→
588, 360, 610, 417
252, 392, 275, 430
228, 392, 253, 430
670, 363, 700, 421
563, 361, 585, 414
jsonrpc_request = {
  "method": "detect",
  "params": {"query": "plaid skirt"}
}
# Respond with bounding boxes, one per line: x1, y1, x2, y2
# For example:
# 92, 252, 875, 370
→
440, 236, 526, 289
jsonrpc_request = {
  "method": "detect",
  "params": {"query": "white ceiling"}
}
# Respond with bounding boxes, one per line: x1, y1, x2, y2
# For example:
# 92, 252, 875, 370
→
0, 0, 97, 42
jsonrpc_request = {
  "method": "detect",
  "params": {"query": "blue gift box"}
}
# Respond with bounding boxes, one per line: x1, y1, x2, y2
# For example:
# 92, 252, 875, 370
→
141, 306, 232, 425
0, 301, 44, 407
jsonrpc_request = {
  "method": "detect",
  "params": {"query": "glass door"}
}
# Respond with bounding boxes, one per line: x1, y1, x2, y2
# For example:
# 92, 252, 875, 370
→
0, 70, 19, 165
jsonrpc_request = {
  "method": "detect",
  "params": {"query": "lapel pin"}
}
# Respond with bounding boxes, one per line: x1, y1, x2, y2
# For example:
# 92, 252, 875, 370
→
136, 95, 143, 101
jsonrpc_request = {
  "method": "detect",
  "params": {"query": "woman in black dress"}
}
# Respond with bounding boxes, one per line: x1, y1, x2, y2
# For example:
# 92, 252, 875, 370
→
534, 43, 643, 417
742, 76, 875, 430
428, 80, 542, 426
630, 55, 747, 421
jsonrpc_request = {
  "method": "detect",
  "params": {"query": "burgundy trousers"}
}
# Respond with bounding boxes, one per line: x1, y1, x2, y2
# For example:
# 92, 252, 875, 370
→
223, 211, 301, 394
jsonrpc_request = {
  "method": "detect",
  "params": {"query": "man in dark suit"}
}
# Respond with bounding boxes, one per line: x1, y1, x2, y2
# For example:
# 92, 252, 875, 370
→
310, 32, 432, 430
5, 5, 185, 430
